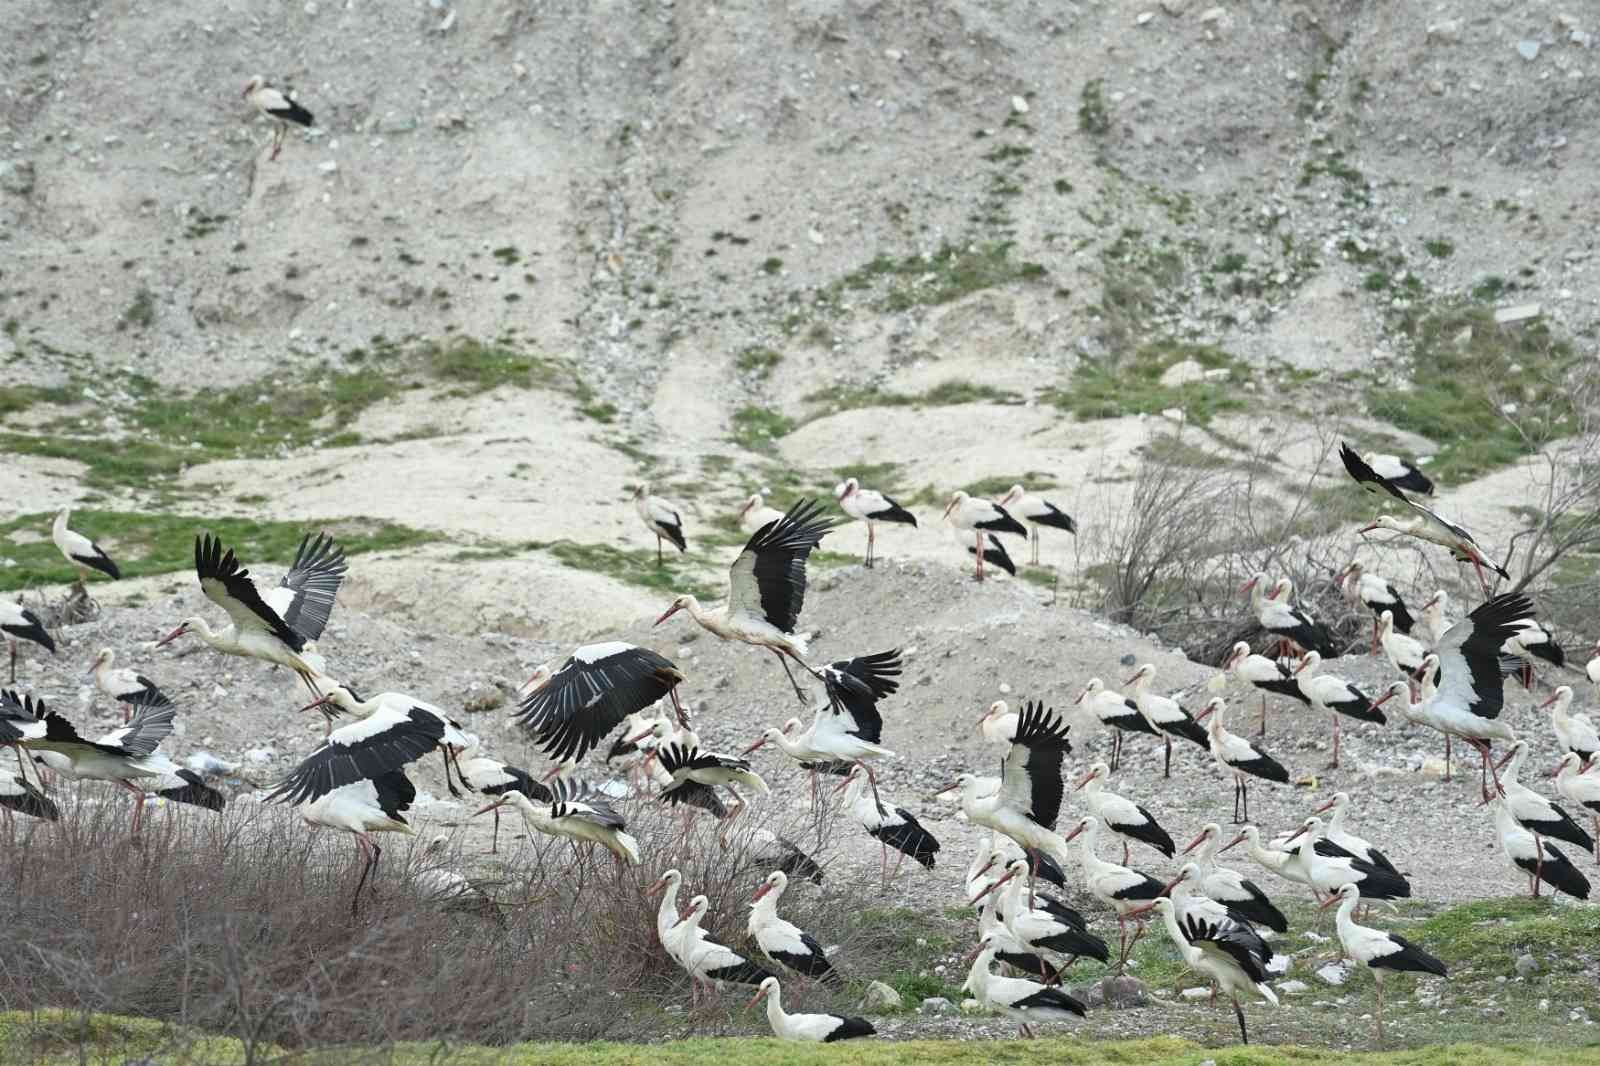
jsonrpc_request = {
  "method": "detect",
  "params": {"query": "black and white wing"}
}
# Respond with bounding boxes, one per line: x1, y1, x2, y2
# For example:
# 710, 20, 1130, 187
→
195, 534, 305, 652
1340, 442, 1413, 501
264, 532, 348, 644
95, 701, 177, 758
1436, 594, 1535, 721
998, 701, 1073, 829
0, 772, 58, 820
968, 533, 1018, 576
153, 768, 227, 812
0, 689, 47, 744
549, 777, 628, 831
727, 498, 834, 634
1367, 453, 1434, 496
819, 648, 902, 743
513, 642, 684, 763
266, 705, 445, 805
1183, 912, 1272, 984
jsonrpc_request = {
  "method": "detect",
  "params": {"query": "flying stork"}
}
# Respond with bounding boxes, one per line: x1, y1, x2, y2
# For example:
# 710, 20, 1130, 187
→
1124, 662, 1209, 777
1222, 641, 1311, 737
654, 497, 834, 703
89, 648, 173, 724
942, 490, 1026, 581
243, 75, 314, 161
474, 778, 642, 865
1131, 897, 1276, 1045
995, 484, 1076, 566
265, 702, 447, 810
1323, 881, 1447, 1043
52, 507, 121, 584
514, 641, 687, 764
1195, 697, 1288, 823
835, 477, 917, 568
300, 680, 473, 792
158, 532, 347, 698
746, 977, 875, 1043
0, 601, 54, 684
654, 730, 771, 820
0, 767, 57, 826
22, 699, 184, 836
634, 482, 687, 565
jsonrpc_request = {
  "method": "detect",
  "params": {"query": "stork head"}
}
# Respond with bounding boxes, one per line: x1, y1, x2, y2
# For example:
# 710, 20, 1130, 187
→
744, 976, 780, 1010
1222, 642, 1251, 672
1321, 881, 1360, 909
976, 699, 1008, 732
155, 618, 199, 647
1074, 678, 1103, 705
1182, 822, 1221, 856
1291, 651, 1322, 676
1194, 696, 1225, 725
969, 858, 1028, 905
632, 482, 650, 500
1377, 609, 1395, 635
645, 868, 681, 898
935, 772, 975, 798
1238, 571, 1267, 596
1312, 791, 1350, 817
243, 76, 264, 98
739, 494, 762, 518
942, 491, 969, 520
999, 484, 1025, 507
1060, 815, 1096, 845
1539, 686, 1573, 712
521, 663, 553, 694
1374, 680, 1409, 711
964, 932, 1001, 965
751, 870, 787, 903
1125, 895, 1174, 920
88, 647, 113, 673
1073, 761, 1109, 791
837, 478, 859, 501
1123, 662, 1154, 688
742, 726, 784, 756
1554, 752, 1581, 778
653, 594, 695, 627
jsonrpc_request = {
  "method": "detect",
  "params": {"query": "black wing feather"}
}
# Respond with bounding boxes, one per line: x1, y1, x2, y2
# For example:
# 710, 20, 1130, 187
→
196, 534, 305, 653
0, 610, 55, 654
277, 532, 348, 643
1459, 595, 1537, 720
156, 769, 226, 812
739, 497, 834, 633
1006, 701, 1072, 828
514, 644, 683, 763
266, 708, 444, 806
0, 775, 59, 821
967, 533, 1017, 575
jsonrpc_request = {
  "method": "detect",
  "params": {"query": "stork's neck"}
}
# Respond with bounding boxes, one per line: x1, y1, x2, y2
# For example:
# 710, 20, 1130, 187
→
1077, 821, 1103, 863
1502, 747, 1526, 787
764, 987, 786, 1030
658, 881, 681, 926
1335, 893, 1360, 935
964, 947, 996, 994
1324, 802, 1348, 837
53, 510, 68, 535
770, 730, 809, 758
1156, 903, 1188, 952
750, 891, 780, 924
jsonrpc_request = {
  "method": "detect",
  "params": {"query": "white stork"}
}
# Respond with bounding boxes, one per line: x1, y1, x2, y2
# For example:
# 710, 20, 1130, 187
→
1299, 791, 1400, 879
267, 704, 446, 826
1, 689, 48, 789
1195, 698, 1288, 823
301, 680, 473, 792
1163, 862, 1275, 963
52, 507, 121, 583
977, 699, 1019, 744
243, 76, 314, 161
1490, 797, 1590, 900
22, 699, 183, 835
456, 739, 548, 853
1501, 616, 1565, 689
1071, 760, 1175, 863
1075, 677, 1158, 772
1497, 740, 1594, 863
476, 779, 641, 865
973, 856, 1111, 965
962, 934, 1087, 1038
942, 490, 1026, 581
1322, 881, 1447, 1043
1589, 642, 1600, 689
1132, 897, 1276, 1045
1553, 753, 1600, 865
835, 477, 917, 568
837, 765, 940, 888
966, 830, 1071, 900
1370, 592, 1536, 800
1418, 589, 1453, 647
1217, 824, 1295, 881
972, 883, 1066, 984
655, 497, 833, 703
1339, 560, 1414, 652
514, 641, 687, 764
1343, 444, 1509, 594
300, 769, 417, 915
89, 648, 173, 724
1293, 651, 1384, 769
1222, 641, 1311, 738
634, 482, 687, 565
1240, 573, 1337, 659
675, 894, 775, 1001
1274, 816, 1412, 902
1124, 663, 1209, 777
647, 868, 691, 962
748, 870, 839, 984
1180, 823, 1288, 932
738, 493, 786, 536
996, 484, 1076, 566
157, 532, 347, 698
0, 767, 57, 826
718, 820, 827, 885
0, 601, 54, 684
939, 700, 1074, 901
967, 532, 1019, 577
655, 729, 770, 818
745, 977, 875, 1043
1059, 815, 1165, 969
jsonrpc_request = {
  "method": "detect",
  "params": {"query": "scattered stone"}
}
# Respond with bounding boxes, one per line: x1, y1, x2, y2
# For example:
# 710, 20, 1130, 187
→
1159, 358, 1206, 387
1180, 986, 1211, 1000
1426, 19, 1461, 44
920, 996, 955, 1014
1517, 40, 1541, 61
1494, 303, 1541, 325
1160, 407, 1186, 424
438, 8, 458, 32
462, 688, 505, 714
1280, 980, 1310, 994
317, 160, 338, 174
244, 747, 276, 765
0, 159, 35, 196
1010, 95, 1029, 115
884, 48, 904, 61
1098, 975, 1148, 1009
1136, 11, 1155, 25
861, 980, 902, 1010
1198, 5, 1226, 24
1159, 0, 1188, 13
1514, 953, 1539, 977
1317, 961, 1351, 986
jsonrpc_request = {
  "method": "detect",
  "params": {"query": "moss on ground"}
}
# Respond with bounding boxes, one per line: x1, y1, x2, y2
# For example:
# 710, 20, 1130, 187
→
1045, 342, 1247, 427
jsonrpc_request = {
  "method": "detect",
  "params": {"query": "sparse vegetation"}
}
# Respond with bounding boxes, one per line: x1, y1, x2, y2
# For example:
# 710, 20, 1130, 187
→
1044, 342, 1247, 427
803, 379, 1022, 415
1078, 77, 1111, 135
735, 346, 783, 379
728, 405, 796, 454
1423, 237, 1455, 258
116, 288, 156, 332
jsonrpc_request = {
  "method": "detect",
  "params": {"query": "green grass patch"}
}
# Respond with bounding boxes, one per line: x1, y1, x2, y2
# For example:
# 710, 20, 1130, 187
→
0, 511, 437, 591
735, 346, 783, 379
958, 472, 1059, 498
802, 380, 1021, 418
1079, 77, 1111, 134
729, 406, 797, 455
1044, 342, 1248, 427
1423, 238, 1455, 259
818, 242, 1049, 315
527, 540, 720, 601
0, 383, 75, 417
1370, 303, 1580, 481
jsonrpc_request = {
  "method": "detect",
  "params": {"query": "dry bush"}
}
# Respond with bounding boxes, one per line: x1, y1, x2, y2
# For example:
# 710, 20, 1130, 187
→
0, 769, 891, 1061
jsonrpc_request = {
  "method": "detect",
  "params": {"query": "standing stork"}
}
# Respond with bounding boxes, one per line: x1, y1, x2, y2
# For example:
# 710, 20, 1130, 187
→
1339, 561, 1413, 652
748, 871, 840, 984
837, 765, 940, 889
942, 491, 1026, 581
745, 977, 875, 1043
1060, 815, 1165, 970
967, 533, 1019, 577
1293, 651, 1383, 769
1240, 573, 1336, 659
835, 477, 917, 568
157, 532, 347, 698
1195, 698, 1288, 823
0, 601, 54, 684
996, 484, 1076, 566
939, 700, 1074, 903
474, 779, 641, 865
1553, 753, 1600, 865
301, 769, 417, 915
243, 75, 314, 161
634, 482, 687, 565
1075, 677, 1158, 772
1072, 760, 1175, 864
962, 934, 1087, 1038
1124, 663, 1209, 777
1377, 611, 1428, 693
1302, 792, 1400, 879
513, 641, 687, 764
1497, 740, 1594, 875
1132, 897, 1276, 1045
737, 493, 786, 536
654, 498, 833, 703
675, 895, 775, 1001
89, 648, 173, 724
1490, 798, 1590, 901
1418, 589, 1454, 647
22, 699, 183, 836
1275, 816, 1411, 902
1322, 882, 1446, 1043
974, 857, 1111, 966
1223, 641, 1311, 738
456, 739, 549, 854
52, 508, 120, 584
1180, 823, 1288, 932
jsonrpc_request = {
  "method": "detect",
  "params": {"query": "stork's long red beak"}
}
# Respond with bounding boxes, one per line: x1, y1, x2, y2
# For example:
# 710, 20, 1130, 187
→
645, 875, 670, 898
653, 604, 681, 627
1181, 830, 1209, 855
1313, 797, 1337, 815
1219, 832, 1247, 853
1238, 577, 1257, 594
1538, 692, 1561, 709
942, 498, 958, 519
970, 867, 1016, 905
473, 798, 508, 817
1071, 770, 1096, 792
1357, 520, 1380, 534
935, 779, 961, 796
296, 695, 332, 715
155, 624, 188, 648
1061, 822, 1087, 844
1319, 893, 1344, 910
741, 737, 767, 756
1371, 688, 1398, 709
751, 881, 773, 903
744, 987, 769, 1010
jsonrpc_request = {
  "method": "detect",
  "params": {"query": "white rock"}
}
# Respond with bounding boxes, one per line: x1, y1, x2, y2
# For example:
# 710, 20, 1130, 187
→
1280, 980, 1310, 994
1517, 39, 1541, 61
244, 747, 276, 765
1198, 6, 1225, 22
1136, 11, 1155, 25
1181, 987, 1211, 1000
1316, 961, 1351, 986
808, 227, 826, 245
1494, 303, 1541, 324
1426, 19, 1461, 43
1010, 95, 1029, 114
860, 980, 902, 1010
438, 8, 457, 32
884, 48, 904, 61
317, 160, 338, 174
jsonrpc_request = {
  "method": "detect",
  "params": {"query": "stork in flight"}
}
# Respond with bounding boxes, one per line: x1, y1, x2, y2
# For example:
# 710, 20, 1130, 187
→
655, 498, 834, 703
0, 601, 54, 684
514, 641, 687, 765
243, 76, 315, 161
22, 699, 184, 836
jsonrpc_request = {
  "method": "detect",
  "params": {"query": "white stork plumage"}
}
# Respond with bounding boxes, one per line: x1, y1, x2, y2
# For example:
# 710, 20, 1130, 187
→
634, 482, 687, 565
1240, 573, 1337, 659
1217, 824, 1295, 881
514, 641, 686, 764
89, 647, 173, 724
301, 680, 473, 792
456, 739, 548, 853
1275, 816, 1411, 902
835, 477, 917, 568
300, 769, 416, 915
1553, 753, 1600, 865
0, 601, 54, 683
158, 532, 346, 698
996, 484, 1076, 566
654, 729, 770, 818
1490, 797, 1590, 900
1072, 760, 1175, 863
1296, 791, 1400, 880
1075, 677, 1158, 772
1059, 815, 1165, 968
748, 870, 839, 984
1222, 641, 1311, 738
1163, 862, 1275, 963
1418, 589, 1454, 647
1343, 444, 1510, 594
647, 868, 691, 962
1195, 698, 1288, 823
962, 934, 1087, 1038
1, 689, 48, 788
1293, 651, 1384, 769
1497, 740, 1594, 864
655, 497, 833, 703
243, 76, 315, 161
52, 507, 121, 583
1180, 823, 1288, 932
1339, 560, 1413, 652
940, 700, 1073, 901
266, 701, 446, 812
1132, 896, 1277, 1045
1322, 881, 1447, 1042
1124, 663, 1209, 777
973, 857, 1111, 966
942, 490, 1026, 581
22, 698, 184, 835
675, 894, 775, 1002
475, 778, 641, 865
745, 977, 875, 1043
837, 765, 940, 888
977, 699, 1019, 744
737, 493, 786, 536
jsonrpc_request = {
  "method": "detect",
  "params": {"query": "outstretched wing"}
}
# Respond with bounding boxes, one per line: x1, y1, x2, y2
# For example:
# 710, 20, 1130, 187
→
550, 777, 627, 830
95, 701, 176, 757
1436, 594, 1535, 720
195, 534, 304, 651
266, 706, 444, 806
727, 498, 834, 634
514, 642, 683, 763
265, 532, 348, 643
998, 701, 1072, 829
820, 648, 902, 742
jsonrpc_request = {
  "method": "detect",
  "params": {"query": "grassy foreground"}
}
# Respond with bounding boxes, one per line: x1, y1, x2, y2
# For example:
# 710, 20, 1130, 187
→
3, 1013, 1598, 1066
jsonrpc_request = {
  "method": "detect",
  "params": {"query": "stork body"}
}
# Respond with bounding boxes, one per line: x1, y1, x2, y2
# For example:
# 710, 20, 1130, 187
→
243, 75, 314, 160
748, 871, 838, 983
1324, 882, 1446, 1043
963, 937, 1087, 1038
0, 602, 54, 684
1491, 799, 1589, 900
1542, 687, 1598, 764
1073, 760, 1174, 863
1137, 897, 1276, 1045
1125, 663, 1209, 777
746, 977, 874, 1042
942, 491, 1026, 581
301, 769, 415, 915
634, 482, 687, 565
996, 484, 1076, 565
89, 648, 173, 724
476, 780, 641, 865
1197, 698, 1288, 823
839, 766, 939, 888
1223, 641, 1310, 737
1553, 753, 1600, 866
835, 477, 916, 568
1294, 651, 1383, 769
52, 508, 120, 583
1061, 815, 1165, 969
1340, 561, 1413, 652
1076, 677, 1157, 772
1181, 823, 1287, 932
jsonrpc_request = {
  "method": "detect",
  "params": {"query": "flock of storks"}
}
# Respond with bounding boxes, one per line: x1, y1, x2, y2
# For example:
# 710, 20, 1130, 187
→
2, 442, 1598, 1047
